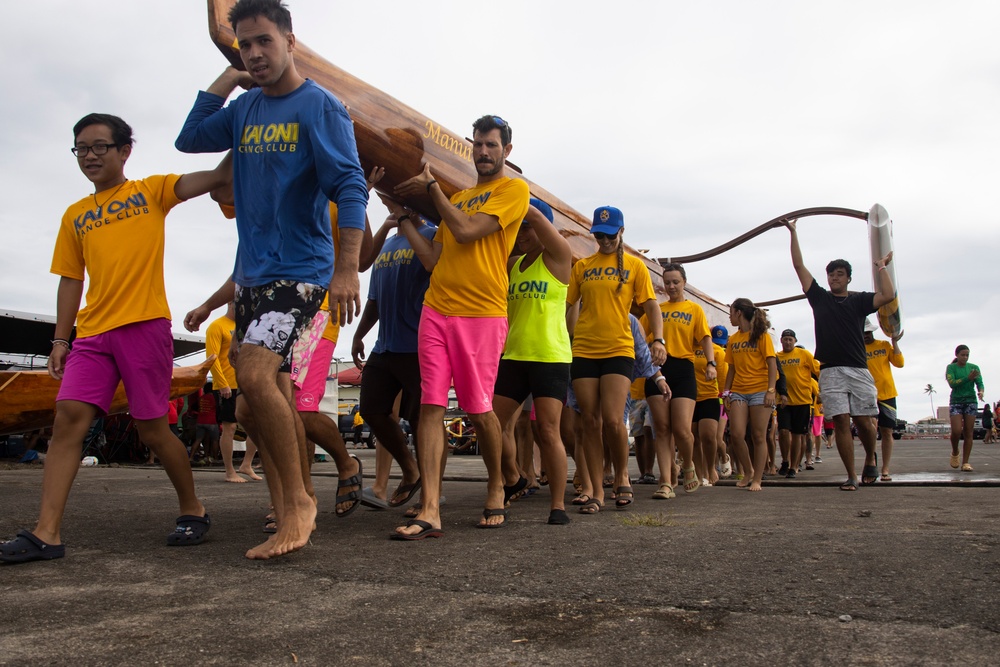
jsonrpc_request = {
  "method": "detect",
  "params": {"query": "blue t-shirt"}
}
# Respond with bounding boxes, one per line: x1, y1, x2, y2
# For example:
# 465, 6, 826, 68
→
369, 224, 437, 354
175, 81, 368, 287
629, 314, 656, 381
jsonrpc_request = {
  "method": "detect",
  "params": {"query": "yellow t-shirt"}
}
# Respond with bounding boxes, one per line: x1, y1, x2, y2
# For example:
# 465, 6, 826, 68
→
206, 315, 238, 390
51, 175, 182, 338
694, 343, 728, 402
865, 339, 903, 400
777, 347, 818, 406
424, 177, 530, 318
639, 299, 711, 361
630, 376, 646, 400
568, 252, 656, 360
725, 330, 776, 394
811, 378, 822, 417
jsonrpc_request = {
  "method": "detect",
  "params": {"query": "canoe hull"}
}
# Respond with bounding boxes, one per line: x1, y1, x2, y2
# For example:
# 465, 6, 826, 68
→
0, 357, 215, 437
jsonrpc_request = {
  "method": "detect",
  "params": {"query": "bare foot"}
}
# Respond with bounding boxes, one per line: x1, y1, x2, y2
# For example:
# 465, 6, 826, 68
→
224, 473, 248, 483
238, 467, 263, 481
749, 482, 763, 492
736, 479, 750, 488
245, 501, 317, 560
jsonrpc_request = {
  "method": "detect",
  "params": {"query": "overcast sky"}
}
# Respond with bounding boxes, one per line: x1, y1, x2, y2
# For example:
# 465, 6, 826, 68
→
2, 1, 997, 422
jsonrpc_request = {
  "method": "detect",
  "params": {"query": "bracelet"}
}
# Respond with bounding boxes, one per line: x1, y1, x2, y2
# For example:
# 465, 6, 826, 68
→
51, 339, 70, 349
397, 213, 411, 223
767, 388, 776, 393
877, 265, 887, 272
721, 390, 732, 398
426, 180, 437, 194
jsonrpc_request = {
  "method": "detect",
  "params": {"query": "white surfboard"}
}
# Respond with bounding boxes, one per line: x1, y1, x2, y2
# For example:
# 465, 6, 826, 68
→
868, 203, 903, 339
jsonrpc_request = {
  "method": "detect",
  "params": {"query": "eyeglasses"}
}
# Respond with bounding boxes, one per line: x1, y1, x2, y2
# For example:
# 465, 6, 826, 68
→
593, 231, 617, 240
71, 143, 118, 157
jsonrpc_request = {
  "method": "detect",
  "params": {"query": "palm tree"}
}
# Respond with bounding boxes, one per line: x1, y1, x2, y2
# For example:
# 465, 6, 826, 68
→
924, 384, 937, 420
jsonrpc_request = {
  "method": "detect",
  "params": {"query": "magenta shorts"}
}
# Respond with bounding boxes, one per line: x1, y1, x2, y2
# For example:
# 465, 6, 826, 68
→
811, 415, 823, 437
56, 318, 173, 421
418, 306, 508, 414
295, 338, 335, 412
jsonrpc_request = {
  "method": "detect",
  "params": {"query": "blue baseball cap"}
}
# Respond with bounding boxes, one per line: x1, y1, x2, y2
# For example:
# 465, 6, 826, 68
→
591, 206, 624, 235
711, 325, 729, 346
526, 197, 554, 223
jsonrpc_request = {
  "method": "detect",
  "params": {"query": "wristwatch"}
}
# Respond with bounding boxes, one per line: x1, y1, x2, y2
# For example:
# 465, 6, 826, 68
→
706, 360, 717, 367
652, 338, 666, 346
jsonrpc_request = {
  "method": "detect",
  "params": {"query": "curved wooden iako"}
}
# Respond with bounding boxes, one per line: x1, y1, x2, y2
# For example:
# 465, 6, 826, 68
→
205, 0, 730, 321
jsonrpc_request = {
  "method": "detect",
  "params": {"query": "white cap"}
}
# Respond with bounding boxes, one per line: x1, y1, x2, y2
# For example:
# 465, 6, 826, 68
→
864, 317, 877, 333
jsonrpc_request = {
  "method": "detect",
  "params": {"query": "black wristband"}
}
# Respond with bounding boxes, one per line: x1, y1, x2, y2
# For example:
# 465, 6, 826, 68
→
397, 214, 411, 223
426, 180, 437, 194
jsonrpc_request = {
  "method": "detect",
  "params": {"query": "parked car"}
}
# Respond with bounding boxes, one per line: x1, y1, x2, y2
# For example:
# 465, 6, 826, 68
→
973, 417, 986, 440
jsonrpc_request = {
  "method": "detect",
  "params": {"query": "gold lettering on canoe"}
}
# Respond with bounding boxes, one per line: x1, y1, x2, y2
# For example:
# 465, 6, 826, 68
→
423, 121, 472, 163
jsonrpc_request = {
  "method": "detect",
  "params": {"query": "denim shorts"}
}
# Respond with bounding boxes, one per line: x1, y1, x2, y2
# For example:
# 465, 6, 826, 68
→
729, 390, 767, 407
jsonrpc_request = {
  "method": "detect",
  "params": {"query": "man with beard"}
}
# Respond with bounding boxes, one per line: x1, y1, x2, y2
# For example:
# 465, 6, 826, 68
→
388, 115, 530, 539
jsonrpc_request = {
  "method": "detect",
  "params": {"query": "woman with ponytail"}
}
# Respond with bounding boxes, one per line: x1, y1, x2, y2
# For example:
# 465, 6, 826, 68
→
722, 298, 777, 491
567, 206, 665, 513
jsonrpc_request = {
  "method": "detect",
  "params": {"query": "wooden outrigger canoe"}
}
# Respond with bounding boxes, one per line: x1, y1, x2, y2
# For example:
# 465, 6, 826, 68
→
0, 357, 215, 437
204, 0, 730, 322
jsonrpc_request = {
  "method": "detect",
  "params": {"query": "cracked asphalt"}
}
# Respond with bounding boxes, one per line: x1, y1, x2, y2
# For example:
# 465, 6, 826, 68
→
2, 437, 998, 665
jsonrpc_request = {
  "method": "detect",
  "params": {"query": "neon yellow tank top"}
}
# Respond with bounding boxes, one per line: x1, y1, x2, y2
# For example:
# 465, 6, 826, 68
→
503, 254, 572, 363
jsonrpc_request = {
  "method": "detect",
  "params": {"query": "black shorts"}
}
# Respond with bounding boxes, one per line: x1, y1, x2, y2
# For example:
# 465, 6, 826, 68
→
571, 356, 633, 380
877, 397, 897, 430
234, 280, 326, 373
216, 390, 239, 424
777, 404, 811, 435
494, 359, 570, 403
359, 352, 421, 424
660, 357, 697, 401
693, 398, 721, 422
644, 377, 665, 399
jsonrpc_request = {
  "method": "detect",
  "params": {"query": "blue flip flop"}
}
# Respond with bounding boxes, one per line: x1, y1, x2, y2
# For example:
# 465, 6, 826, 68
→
0, 530, 65, 564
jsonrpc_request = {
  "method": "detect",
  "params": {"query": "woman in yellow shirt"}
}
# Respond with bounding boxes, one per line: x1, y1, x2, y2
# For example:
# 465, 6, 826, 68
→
567, 206, 665, 513
722, 298, 777, 492
639, 263, 714, 497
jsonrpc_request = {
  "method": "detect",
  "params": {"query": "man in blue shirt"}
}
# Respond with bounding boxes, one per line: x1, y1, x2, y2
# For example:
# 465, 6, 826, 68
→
351, 211, 437, 510
175, 0, 368, 559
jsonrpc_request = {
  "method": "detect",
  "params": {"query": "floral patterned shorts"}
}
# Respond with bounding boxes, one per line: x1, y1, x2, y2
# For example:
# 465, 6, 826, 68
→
234, 281, 327, 372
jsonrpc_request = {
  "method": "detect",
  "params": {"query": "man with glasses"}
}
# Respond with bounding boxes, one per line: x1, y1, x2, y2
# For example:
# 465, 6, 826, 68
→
0, 113, 228, 564
387, 115, 530, 539
175, 0, 369, 559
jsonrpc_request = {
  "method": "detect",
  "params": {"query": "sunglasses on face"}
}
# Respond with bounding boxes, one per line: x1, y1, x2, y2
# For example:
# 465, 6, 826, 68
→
593, 231, 616, 240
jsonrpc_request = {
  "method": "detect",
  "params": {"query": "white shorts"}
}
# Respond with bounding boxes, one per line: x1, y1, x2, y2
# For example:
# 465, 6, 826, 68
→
819, 366, 878, 418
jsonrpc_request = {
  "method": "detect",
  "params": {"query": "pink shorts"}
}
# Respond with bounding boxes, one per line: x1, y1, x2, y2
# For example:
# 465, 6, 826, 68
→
812, 415, 823, 437
56, 318, 173, 421
295, 338, 335, 412
418, 306, 507, 414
